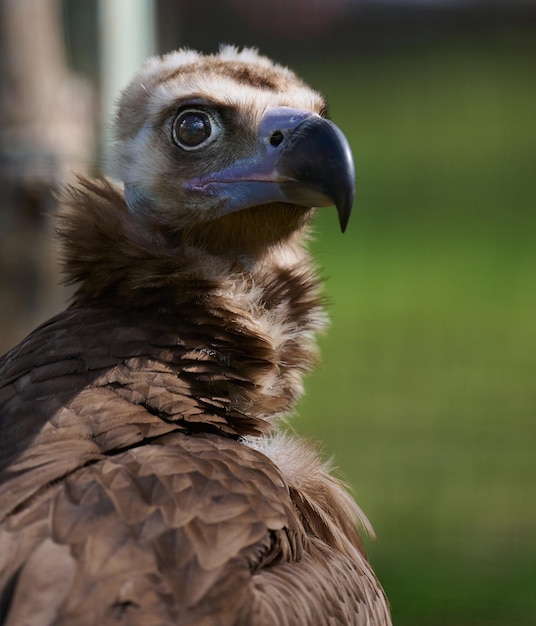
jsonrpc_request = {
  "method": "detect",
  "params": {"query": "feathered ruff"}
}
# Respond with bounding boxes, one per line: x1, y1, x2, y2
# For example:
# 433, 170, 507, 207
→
57, 176, 319, 305
0, 176, 330, 511
52, 176, 328, 436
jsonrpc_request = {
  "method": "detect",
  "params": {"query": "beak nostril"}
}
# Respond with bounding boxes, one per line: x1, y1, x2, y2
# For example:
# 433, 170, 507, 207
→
269, 131, 284, 147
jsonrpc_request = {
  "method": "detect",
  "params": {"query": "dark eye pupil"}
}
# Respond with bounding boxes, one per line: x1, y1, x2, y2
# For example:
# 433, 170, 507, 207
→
175, 111, 211, 147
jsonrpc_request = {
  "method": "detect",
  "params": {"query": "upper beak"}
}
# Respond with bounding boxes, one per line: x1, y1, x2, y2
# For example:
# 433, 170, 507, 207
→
184, 107, 356, 232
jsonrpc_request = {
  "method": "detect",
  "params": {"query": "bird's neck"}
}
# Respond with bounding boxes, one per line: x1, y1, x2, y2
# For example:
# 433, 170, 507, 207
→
58, 177, 328, 437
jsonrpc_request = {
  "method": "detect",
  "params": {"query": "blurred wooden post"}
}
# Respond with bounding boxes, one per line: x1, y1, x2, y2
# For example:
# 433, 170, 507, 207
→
98, 0, 156, 159
0, 0, 94, 353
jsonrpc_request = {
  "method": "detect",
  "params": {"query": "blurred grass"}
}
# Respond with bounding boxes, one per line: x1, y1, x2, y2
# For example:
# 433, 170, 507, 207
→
292, 36, 536, 626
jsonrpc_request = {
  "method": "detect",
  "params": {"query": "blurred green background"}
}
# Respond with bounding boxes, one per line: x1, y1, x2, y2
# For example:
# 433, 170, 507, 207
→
1, 1, 535, 624
295, 39, 536, 625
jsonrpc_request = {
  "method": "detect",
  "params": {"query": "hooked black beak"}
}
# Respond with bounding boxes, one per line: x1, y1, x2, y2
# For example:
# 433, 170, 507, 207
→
184, 106, 356, 233
274, 115, 355, 233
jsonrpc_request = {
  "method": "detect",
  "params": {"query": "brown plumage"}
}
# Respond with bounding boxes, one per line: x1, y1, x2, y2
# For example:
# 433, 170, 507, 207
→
0, 47, 391, 625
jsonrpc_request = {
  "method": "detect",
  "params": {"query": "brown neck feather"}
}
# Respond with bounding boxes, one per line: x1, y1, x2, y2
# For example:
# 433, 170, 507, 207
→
56, 177, 328, 438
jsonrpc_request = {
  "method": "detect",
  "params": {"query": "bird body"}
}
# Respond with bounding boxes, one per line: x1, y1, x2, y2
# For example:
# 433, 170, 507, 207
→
0, 47, 391, 625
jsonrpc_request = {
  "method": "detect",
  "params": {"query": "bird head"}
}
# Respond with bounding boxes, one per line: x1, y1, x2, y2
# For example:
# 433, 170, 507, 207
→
109, 46, 355, 253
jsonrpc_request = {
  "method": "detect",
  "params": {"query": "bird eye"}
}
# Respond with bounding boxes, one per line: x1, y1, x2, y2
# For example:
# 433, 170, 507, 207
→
172, 109, 215, 150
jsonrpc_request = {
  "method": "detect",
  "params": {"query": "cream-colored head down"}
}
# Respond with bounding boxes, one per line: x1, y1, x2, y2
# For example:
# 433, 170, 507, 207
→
109, 47, 325, 233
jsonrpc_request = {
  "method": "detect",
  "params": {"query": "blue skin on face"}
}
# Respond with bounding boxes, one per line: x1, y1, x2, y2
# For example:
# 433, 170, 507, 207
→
183, 107, 355, 232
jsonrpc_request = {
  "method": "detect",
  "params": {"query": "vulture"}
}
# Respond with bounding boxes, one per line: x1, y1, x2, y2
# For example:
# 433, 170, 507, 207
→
0, 47, 391, 625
